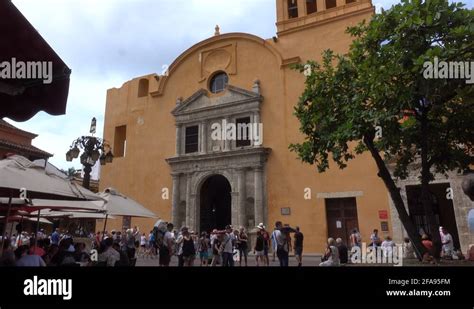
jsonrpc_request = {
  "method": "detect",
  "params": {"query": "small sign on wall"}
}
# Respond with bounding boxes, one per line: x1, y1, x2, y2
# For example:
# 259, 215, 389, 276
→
379, 210, 388, 220
336, 221, 342, 229
381, 221, 389, 232
281, 207, 291, 216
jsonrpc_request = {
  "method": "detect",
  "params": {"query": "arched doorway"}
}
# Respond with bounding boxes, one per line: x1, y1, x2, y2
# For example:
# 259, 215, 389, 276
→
200, 175, 232, 232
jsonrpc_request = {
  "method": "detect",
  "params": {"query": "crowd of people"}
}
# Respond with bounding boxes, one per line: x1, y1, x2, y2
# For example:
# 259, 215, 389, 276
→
0, 228, 93, 267
317, 226, 474, 267
151, 221, 305, 267
1, 222, 473, 267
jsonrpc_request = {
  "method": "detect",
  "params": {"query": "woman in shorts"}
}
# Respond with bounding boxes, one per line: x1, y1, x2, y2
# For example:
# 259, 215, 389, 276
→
254, 230, 265, 267
198, 232, 210, 266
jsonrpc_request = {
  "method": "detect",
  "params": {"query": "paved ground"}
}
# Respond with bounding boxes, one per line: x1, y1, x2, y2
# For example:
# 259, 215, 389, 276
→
136, 254, 474, 267
136, 254, 321, 267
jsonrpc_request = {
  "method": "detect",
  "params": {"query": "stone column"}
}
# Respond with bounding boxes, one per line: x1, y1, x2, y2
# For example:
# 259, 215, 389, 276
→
254, 167, 264, 226
253, 111, 262, 148
185, 174, 192, 228
171, 173, 180, 227
224, 117, 232, 152
201, 121, 207, 154
237, 169, 247, 227
231, 192, 239, 228
297, 0, 306, 16
317, 0, 325, 11
190, 194, 198, 232
175, 124, 182, 156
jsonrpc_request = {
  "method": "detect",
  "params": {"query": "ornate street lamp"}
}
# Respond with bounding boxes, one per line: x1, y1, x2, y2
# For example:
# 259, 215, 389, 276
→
66, 117, 114, 189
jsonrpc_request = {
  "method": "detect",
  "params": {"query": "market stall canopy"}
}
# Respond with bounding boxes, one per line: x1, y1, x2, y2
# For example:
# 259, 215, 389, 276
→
0, 0, 71, 122
0, 155, 101, 201
99, 188, 157, 218
0, 215, 52, 225
29, 199, 105, 212
30, 209, 114, 220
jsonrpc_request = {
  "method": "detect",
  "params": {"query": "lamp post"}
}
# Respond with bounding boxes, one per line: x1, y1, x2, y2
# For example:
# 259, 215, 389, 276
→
66, 117, 113, 190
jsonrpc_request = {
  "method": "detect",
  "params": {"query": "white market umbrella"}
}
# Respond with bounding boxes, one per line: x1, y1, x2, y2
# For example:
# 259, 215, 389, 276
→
30, 209, 114, 220
98, 188, 157, 237
30, 199, 104, 212
0, 215, 52, 225
0, 155, 100, 200
0, 155, 104, 254
99, 188, 157, 218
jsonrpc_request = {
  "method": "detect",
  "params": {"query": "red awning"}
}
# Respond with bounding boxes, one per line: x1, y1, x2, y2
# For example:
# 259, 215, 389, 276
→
0, 0, 71, 122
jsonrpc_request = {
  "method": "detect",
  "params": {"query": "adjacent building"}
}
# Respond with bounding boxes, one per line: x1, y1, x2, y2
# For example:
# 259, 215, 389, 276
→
0, 119, 51, 161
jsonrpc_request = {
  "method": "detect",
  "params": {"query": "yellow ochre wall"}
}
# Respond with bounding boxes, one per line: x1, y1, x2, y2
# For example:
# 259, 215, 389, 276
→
99, 0, 393, 253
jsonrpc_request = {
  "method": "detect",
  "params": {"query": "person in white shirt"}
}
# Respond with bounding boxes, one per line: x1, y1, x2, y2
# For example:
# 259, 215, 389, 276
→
221, 225, 235, 267
98, 238, 120, 267
159, 223, 174, 267
319, 238, 340, 267
139, 233, 147, 257
274, 221, 290, 267
440, 227, 454, 259
381, 236, 395, 258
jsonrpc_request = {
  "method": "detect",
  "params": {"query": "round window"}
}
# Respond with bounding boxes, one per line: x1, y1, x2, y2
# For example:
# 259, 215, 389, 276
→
209, 72, 228, 94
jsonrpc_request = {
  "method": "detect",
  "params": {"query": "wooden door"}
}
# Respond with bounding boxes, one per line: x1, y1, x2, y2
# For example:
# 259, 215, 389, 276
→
325, 198, 359, 246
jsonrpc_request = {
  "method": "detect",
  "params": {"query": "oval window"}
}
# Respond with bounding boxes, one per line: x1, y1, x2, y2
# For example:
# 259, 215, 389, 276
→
209, 72, 228, 94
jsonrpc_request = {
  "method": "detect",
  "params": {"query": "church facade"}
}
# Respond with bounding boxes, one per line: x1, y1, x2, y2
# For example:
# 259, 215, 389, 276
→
99, 0, 473, 253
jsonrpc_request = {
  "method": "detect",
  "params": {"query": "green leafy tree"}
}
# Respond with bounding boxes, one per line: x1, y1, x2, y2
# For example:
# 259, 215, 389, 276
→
290, 0, 473, 259
60, 167, 77, 178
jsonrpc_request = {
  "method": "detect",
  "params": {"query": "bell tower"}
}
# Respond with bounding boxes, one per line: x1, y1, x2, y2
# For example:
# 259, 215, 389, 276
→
276, 0, 374, 36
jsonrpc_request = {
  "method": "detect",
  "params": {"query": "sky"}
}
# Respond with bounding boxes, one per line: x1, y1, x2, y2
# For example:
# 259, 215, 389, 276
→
7, 0, 474, 171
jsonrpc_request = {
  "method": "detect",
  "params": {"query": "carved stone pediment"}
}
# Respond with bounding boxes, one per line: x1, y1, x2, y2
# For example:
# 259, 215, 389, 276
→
171, 85, 262, 123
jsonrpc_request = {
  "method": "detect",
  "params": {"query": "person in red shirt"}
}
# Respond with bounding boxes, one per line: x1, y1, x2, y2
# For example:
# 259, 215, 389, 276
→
29, 239, 46, 257
421, 234, 435, 264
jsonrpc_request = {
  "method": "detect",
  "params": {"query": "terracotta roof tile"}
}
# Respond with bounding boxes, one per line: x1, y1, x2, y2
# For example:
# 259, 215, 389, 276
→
0, 138, 52, 158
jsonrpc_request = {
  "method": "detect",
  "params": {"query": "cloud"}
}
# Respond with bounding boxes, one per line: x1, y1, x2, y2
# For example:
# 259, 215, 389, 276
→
7, 0, 473, 170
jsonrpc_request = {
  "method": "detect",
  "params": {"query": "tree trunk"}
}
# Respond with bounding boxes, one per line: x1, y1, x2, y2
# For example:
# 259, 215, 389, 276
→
364, 136, 426, 260
420, 114, 441, 259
